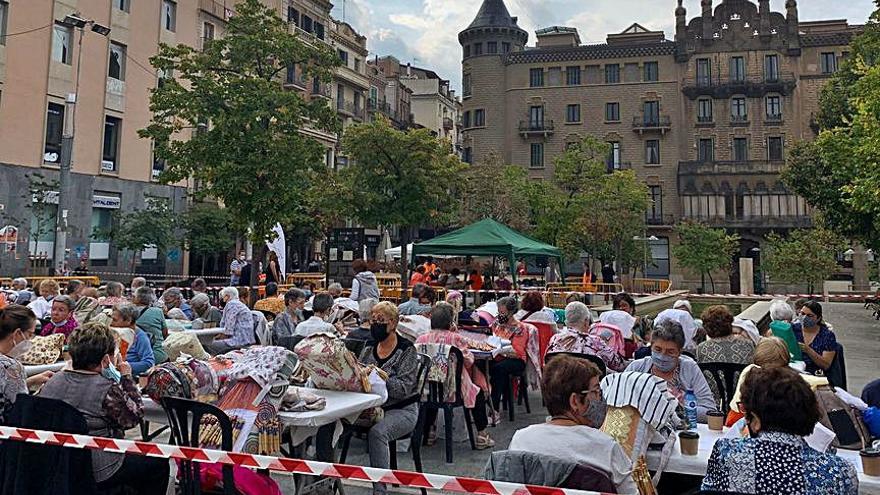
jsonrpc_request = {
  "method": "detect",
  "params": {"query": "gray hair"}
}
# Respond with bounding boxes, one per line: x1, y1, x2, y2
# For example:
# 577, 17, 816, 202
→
113, 303, 140, 324
328, 283, 343, 296
497, 296, 519, 314
53, 295, 75, 311
564, 301, 592, 327
131, 277, 147, 289
12, 277, 27, 288
410, 283, 426, 299
769, 299, 795, 322
431, 302, 455, 330
133, 286, 157, 306
163, 287, 183, 301
358, 298, 379, 322
106, 281, 124, 297
220, 287, 239, 301
651, 319, 686, 350
191, 293, 211, 309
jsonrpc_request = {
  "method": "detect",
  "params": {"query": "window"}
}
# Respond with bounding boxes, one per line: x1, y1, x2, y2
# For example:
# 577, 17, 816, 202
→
766, 95, 781, 119
354, 59, 361, 72
529, 68, 544, 87
566, 104, 581, 123
696, 58, 711, 86
605, 102, 620, 122
0, 1, 6, 46
530, 143, 544, 168
102, 116, 121, 171
643, 61, 659, 82
44, 103, 64, 164
647, 186, 663, 222
487, 41, 497, 54
463, 147, 473, 164
108, 42, 126, 81
315, 22, 325, 40
463, 73, 472, 97
608, 141, 621, 169
287, 6, 299, 24
529, 105, 544, 128
645, 140, 660, 164
733, 138, 748, 161
566, 66, 582, 86
764, 54, 779, 82
462, 111, 471, 128
301, 15, 313, 33
698, 138, 714, 161
285, 64, 296, 84
157, 67, 172, 88
90, 205, 114, 257
337, 49, 348, 65
474, 109, 485, 127
647, 237, 670, 277
473, 43, 483, 56
643, 101, 660, 125
152, 142, 166, 180
336, 84, 344, 109
730, 56, 745, 82
502, 42, 511, 53
464, 45, 471, 58
163, 0, 176, 32
731, 97, 747, 120
52, 23, 73, 64
203, 22, 215, 48
115, 0, 130, 12
353, 92, 361, 112
821, 52, 837, 74
697, 98, 713, 122
768, 136, 784, 161
605, 64, 620, 83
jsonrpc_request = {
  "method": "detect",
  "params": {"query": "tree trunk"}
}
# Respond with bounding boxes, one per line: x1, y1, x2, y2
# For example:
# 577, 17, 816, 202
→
400, 226, 411, 295
708, 271, 716, 294
700, 272, 706, 294
249, 245, 262, 308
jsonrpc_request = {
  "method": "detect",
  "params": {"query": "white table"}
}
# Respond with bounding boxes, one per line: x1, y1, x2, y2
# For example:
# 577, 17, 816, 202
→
24, 361, 67, 377
166, 327, 226, 346
142, 387, 384, 447
646, 424, 880, 494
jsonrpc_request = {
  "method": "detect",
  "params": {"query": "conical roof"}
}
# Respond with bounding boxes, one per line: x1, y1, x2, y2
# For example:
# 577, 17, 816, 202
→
466, 0, 521, 30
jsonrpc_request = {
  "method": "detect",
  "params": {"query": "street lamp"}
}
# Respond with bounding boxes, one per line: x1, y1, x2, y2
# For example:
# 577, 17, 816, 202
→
52, 14, 110, 274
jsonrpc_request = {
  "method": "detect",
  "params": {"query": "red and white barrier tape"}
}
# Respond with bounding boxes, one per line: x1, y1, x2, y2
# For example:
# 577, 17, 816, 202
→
0, 425, 604, 495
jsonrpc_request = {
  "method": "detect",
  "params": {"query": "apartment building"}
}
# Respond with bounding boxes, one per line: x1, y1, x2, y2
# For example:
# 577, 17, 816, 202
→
366, 59, 414, 130
460, 0, 861, 290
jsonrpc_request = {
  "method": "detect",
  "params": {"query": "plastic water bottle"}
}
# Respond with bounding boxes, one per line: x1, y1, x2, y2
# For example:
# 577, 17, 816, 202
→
685, 390, 698, 430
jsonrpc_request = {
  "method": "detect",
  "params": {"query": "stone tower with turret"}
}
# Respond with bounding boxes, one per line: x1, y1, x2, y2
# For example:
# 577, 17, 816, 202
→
458, 0, 528, 166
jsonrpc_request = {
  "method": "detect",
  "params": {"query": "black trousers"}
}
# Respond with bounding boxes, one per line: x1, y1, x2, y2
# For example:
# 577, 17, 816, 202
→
489, 358, 525, 410
424, 390, 490, 431
96, 454, 170, 495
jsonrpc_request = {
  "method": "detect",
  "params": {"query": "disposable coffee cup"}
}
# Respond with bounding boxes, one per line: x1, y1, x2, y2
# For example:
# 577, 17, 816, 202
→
679, 431, 700, 456
862, 447, 880, 477
707, 410, 725, 431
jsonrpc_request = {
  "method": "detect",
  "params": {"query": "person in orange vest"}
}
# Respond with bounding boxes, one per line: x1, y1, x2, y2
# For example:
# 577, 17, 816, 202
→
422, 257, 437, 278
581, 262, 596, 292
409, 265, 427, 286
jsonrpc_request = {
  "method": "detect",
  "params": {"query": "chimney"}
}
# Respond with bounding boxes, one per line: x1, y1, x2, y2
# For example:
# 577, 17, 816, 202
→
701, 0, 712, 43
759, 0, 771, 37
675, 0, 687, 43
786, 0, 801, 54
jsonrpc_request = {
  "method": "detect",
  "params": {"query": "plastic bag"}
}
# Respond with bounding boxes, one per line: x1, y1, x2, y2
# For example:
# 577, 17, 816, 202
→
864, 407, 880, 438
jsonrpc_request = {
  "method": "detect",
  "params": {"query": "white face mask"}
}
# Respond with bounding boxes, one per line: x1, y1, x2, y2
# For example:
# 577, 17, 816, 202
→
8, 331, 32, 360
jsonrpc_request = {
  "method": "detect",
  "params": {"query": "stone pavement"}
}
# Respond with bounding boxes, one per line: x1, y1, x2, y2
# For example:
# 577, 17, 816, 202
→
822, 302, 880, 396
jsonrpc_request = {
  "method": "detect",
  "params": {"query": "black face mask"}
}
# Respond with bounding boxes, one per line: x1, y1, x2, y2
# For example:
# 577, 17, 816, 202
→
370, 322, 389, 342
497, 313, 510, 324
746, 413, 759, 438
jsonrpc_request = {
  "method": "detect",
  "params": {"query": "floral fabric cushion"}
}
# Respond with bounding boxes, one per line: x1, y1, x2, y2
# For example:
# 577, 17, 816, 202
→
18, 333, 65, 365
293, 333, 371, 393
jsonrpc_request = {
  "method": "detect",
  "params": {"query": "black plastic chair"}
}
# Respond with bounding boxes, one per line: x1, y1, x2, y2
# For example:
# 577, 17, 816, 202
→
498, 365, 530, 422
544, 351, 607, 376
276, 335, 305, 352
256, 309, 277, 322
161, 397, 240, 495
420, 346, 477, 463
826, 342, 848, 390
339, 353, 432, 494
344, 337, 368, 357
698, 362, 747, 414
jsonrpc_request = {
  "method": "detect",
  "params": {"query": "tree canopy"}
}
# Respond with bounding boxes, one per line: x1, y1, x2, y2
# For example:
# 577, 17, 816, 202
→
763, 227, 845, 294
672, 221, 740, 292
103, 199, 177, 271
457, 152, 535, 232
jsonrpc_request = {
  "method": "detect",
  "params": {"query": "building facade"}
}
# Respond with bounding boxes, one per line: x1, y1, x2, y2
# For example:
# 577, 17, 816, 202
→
460, 0, 860, 290
366, 57, 414, 129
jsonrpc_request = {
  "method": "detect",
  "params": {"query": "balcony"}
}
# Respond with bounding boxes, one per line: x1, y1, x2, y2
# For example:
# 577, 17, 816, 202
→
518, 120, 554, 137
443, 117, 454, 130
311, 82, 330, 98
199, 0, 230, 20
765, 113, 784, 124
646, 214, 676, 226
336, 100, 365, 121
696, 115, 714, 124
730, 114, 750, 126
334, 65, 369, 90
607, 161, 632, 173
632, 115, 672, 135
683, 214, 813, 230
681, 73, 797, 100
678, 160, 786, 177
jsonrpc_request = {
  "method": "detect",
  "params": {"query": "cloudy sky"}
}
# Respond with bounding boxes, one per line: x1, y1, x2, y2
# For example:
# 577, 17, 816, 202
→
330, 0, 874, 91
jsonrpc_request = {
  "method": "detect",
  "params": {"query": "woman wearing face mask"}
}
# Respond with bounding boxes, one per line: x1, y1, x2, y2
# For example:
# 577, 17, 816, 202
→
702, 367, 858, 494
0, 305, 55, 422
38, 295, 79, 339
356, 301, 419, 495
488, 296, 533, 425
509, 355, 636, 494
38, 322, 169, 494
625, 319, 715, 422
792, 301, 837, 375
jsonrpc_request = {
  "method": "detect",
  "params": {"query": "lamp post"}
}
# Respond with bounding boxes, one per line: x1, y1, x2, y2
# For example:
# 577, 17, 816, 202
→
52, 14, 110, 275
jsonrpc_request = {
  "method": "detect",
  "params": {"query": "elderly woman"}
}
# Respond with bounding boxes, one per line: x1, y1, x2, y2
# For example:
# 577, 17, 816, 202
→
111, 304, 155, 376
98, 281, 128, 308
702, 367, 858, 494
359, 301, 420, 495
190, 293, 222, 329
793, 301, 837, 375
347, 297, 378, 341
696, 305, 755, 401
271, 288, 306, 341
10, 278, 33, 305
351, 259, 380, 302
515, 291, 557, 327
206, 287, 254, 355
39, 323, 169, 494
768, 299, 800, 361
509, 355, 636, 494
613, 292, 651, 343
161, 288, 193, 320
132, 287, 168, 364
38, 295, 79, 339
489, 297, 534, 424
416, 302, 494, 449
27, 278, 59, 319
0, 305, 55, 421
625, 319, 715, 421
546, 302, 625, 372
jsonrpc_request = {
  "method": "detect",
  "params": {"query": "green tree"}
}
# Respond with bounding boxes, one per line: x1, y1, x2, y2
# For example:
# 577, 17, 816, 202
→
103, 200, 177, 272
341, 117, 466, 287
140, 0, 340, 289
673, 221, 740, 293
783, 5, 880, 249
457, 152, 534, 231
181, 204, 237, 274
21, 173, 60, 261
763, 227, 845, 294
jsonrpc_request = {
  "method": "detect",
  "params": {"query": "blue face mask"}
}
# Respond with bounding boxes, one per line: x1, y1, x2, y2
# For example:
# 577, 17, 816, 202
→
102, 362, 122, 383
651, 351, 678, 373
802, 316, 818, 328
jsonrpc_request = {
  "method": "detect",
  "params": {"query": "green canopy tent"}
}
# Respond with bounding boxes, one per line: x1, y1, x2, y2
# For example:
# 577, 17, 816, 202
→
410, 218, 563, 288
